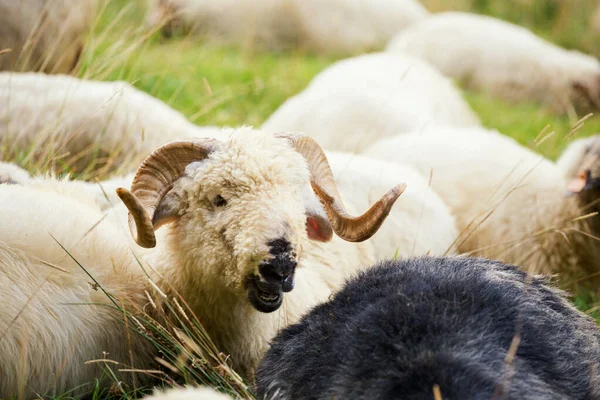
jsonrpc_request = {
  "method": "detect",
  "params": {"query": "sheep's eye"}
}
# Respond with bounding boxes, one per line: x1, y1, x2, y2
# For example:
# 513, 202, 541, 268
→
213, 195, 227, 207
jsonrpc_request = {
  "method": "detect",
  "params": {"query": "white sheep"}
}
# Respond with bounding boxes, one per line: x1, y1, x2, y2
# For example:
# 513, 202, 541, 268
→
0, 161, 31, 185
0, 0, 98, 73
0, 160, 134, 215
0, 72, 223, 174
146, 0, 429, 54
262, 53, 479, 153
0, 128, 423, 398
365, 127, 600, 287
387, 12, 600, 113
0, 146, 458, 259
326, 152, 457, 258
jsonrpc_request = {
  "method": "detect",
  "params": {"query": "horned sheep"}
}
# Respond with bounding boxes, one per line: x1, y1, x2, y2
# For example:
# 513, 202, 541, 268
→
365, 128, 600, 289
262, 53, 479, 153
0, 0, 98, 73
0, 72, 222, 174
0, 128, 459, 398
0, 148, 458, 260
387, 12, 600, 113
146, 0, 429, 54
256, 257, 600, 399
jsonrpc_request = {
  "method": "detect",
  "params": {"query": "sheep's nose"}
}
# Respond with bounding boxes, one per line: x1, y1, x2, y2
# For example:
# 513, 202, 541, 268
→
258, 238, 297, 293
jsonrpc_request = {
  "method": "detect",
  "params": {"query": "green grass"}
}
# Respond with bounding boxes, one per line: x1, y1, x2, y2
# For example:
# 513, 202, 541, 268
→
6, 0, 600, 397
81, 0, 600, 163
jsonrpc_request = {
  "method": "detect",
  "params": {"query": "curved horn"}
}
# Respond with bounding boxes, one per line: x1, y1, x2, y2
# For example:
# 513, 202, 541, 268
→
117, 139, 221, 248
275, 133, 406, 242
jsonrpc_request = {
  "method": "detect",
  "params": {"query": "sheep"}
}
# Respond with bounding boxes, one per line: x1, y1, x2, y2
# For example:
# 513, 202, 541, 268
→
0, 72, 223, 174
0, 160, 135, 214
0, 149, 459, 259
0, 128, 412, 398
256, 256, 600, 399
0, 0, 98, 73
365, 127, 600, 290
387, 12, 600, 113
146, 0, 429, 54
0, 161, 31, 185
325, 152, 457, 258
262, 53, 479, 153
143, 386, 233, 400
556, 135, 600, 182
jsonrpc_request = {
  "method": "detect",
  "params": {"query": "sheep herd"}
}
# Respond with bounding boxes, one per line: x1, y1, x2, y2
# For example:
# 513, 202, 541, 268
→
1, 0, 600, 399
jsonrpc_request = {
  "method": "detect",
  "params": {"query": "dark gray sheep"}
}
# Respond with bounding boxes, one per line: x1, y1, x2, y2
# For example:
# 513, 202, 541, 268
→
256, 256, 600, 399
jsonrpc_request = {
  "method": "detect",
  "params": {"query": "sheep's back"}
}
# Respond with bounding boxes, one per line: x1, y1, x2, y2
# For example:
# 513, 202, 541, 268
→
256, 257, 600, 399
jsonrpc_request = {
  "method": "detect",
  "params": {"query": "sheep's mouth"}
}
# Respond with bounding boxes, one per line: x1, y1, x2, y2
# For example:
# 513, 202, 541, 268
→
247, 276, 283, 313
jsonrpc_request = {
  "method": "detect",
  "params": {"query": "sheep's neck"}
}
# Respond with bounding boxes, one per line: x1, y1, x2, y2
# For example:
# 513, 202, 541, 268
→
145, 231, 282, 380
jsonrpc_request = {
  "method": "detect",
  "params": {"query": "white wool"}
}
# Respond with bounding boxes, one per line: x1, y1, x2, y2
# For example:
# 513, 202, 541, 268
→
328, 152, 457, 258
0, 0, 98, 73
0, 186, 155, 398
387, 12, 600, 112
365, 127, 600, 278
143, 386, 232, 400
146, 0, 428, 54
0, 162, 31, 184
556, 136, 595, 180
262, 53, 479, 153
0, 72, 224, 172
0, 127, 452, 397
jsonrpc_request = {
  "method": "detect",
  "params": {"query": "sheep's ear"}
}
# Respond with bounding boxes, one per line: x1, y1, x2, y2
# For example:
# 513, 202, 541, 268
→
567, 172, 588, 194
306, 212, 333, 242
567, 170, 600, 194
153, 190, 182, 230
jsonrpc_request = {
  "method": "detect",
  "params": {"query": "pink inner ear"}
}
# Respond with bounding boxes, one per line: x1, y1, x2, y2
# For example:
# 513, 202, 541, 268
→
306, 215, 333, 242
567, 171, 588, 194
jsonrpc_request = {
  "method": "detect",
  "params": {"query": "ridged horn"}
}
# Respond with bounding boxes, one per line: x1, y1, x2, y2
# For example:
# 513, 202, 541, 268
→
275, 133, 406, 242
116, 139, 221, 248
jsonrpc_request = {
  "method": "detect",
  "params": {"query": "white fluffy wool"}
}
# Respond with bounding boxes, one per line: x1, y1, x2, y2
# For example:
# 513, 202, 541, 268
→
365, 127, 600, 281
0, 0, 98, 73
328, 152, 457, 258
387, 12, 600, 112
262, 52, 479, 153
0, 128, 455, 397
0, 72, 223, 172
146, 0, 429, 54
0, 161, 31, 184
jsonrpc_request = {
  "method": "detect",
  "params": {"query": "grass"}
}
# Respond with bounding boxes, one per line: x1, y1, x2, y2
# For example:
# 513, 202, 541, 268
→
78, 0, 600, 163
4, 0, 600, 398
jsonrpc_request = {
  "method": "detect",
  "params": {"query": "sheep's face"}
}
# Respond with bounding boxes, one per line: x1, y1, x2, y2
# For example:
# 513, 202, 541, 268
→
564, 135, 600, 207
168, 131, 331, 313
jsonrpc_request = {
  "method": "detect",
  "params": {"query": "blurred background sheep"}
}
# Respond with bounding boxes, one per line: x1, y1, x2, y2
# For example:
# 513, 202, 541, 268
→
0, 0, 98, 73
2, 0, 600, 398
145, 0, 429, 54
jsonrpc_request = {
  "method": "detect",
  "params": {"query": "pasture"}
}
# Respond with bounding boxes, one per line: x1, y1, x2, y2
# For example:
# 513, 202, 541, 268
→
2, 0, 600, 398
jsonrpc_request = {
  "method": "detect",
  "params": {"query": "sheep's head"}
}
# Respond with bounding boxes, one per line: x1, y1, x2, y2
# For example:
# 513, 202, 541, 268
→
569, 68, 600, 112
117, 128, 405, 313
563, 135, 600, 206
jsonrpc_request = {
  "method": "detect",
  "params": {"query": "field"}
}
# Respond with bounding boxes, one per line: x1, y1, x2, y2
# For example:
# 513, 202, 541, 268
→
5, 0, 600, 398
